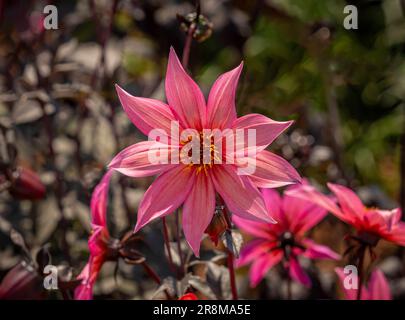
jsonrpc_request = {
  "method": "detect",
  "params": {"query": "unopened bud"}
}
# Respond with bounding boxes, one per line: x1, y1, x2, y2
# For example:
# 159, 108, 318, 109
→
179, 292, 198, 300
177, 13, 213, 43
205, 209, 228, 245
0, 262, 44, 300
9, 167, 46, 200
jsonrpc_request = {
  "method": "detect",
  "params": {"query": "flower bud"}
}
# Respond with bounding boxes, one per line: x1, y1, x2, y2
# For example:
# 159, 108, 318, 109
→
179, 293, 198, 300
9, 167, 46, 200
0, 262, 44, 300
177, 13, 213, 43
205, 209, 228, 245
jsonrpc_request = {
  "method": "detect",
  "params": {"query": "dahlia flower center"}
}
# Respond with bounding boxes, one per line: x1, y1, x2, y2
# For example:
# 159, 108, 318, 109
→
355, 231, 380, 247
280, 231, 295, 247
180, 131, 222, 175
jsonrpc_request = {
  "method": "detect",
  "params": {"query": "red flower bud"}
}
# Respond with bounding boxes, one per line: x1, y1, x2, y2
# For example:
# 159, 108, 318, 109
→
0, 262, 44, 300
179, 293, 198, 300
9, 167, 46, 200
205, 211, 228, 245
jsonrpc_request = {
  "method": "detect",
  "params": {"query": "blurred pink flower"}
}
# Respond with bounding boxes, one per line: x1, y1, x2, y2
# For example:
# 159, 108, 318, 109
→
233, 183, 340, 288
111, 47, 301, 256
74, 171, 112, 300
286, 183, 405, 247
335, 268, 392, 300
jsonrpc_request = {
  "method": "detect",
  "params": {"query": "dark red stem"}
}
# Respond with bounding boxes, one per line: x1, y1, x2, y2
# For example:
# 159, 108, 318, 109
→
218, 196, 238, 300
356, 246, 366, 300
175, 210, 185, 277
182, 23, 196, 69
162, 217, 176, 274
227, 250, 238, 300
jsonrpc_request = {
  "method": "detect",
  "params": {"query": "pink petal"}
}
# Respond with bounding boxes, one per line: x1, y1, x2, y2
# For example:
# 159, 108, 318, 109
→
373, 208, 401, 232
301, 239, 341, 260
245, 151, 301, 188
290, 206, 327, 235
249, 250, 283, 287
182, 173, 216, 257
211, 165, 275, 223
206, 63, 243, 129
385, 222, 405, 246
289, 256, 311, 287
261, 188, 282, 216
283, 183, 328, 234
74, 254, 105, 300
90, 170, 113, 229
109, 141, 176, 178
233, 215, 276, 240
261, 188, 290, 228
135, 165, 196, 232
327, 183, 365, 222
335, 267, 358, 300
367, 269, 392, 300
115, 84, 177, 136
285, 184, 350, 224
88, 227, 106, 257
237, 239, 277, 267
232, 114, 293, 154
74, 263, 92, 300
165, 47, 206, 130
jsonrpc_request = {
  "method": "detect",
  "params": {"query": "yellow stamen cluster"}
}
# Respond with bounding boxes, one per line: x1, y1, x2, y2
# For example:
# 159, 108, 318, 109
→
180, 132, 221, 175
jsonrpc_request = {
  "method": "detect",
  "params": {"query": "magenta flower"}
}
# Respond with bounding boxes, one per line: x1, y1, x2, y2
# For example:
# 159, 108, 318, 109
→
286, 183, 405, 247
335, 268, 392, 300
233, 183, 340, 287
74, 171, 112, 300
110, 48, 301, 256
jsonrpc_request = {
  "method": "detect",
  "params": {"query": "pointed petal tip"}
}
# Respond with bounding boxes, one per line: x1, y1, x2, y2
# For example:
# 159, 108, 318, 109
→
267, 215, 278, 224
169, 46, 180, 61
115, 84, 128, 103
193, 250, 200, 258
115, 83, 125, 95
133, 223, 142, 234
326, 182, 338, 189
107, 158, 116, 168
235, 61, 244, 72
294, 176, 303, 184
185, 236, 201, 258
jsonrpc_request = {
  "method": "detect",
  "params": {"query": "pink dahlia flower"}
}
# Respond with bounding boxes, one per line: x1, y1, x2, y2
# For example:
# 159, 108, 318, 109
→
110, 47, 301, 256
335, 268, 392, 300
75, 171, 112, 300
234, 183, 340, 287
286, 183, 405, 247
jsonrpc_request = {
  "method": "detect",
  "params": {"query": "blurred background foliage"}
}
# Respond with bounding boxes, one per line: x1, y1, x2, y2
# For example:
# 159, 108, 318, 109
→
1, 0, 405, 299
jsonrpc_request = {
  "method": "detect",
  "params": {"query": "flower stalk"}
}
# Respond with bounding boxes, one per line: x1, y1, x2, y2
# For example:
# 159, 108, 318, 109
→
356, 245, 366, 300
162, 217, 176, 274
175, 210, 185, 277
219, 196, 238, 300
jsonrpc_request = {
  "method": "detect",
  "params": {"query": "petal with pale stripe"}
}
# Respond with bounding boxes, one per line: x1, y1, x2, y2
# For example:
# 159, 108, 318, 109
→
206, 63, 243, 129
182, 173, 216, 257
135, 165, 195, 232
165, 47, 206, 130
115, 84, 177, 136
